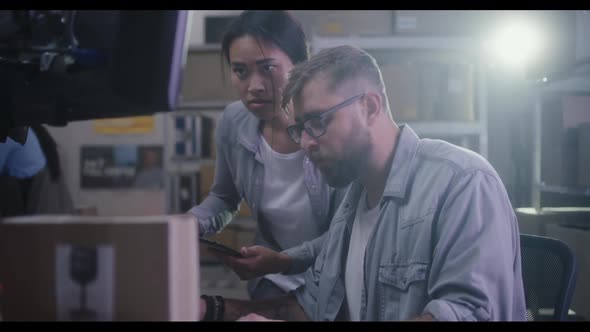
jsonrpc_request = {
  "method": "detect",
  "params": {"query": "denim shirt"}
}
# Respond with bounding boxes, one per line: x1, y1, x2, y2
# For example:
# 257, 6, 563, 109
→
188, 101, 343, 275
295, 125, 526, 321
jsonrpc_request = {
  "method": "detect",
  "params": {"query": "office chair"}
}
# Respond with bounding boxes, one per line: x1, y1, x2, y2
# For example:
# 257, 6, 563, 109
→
520, 233, 578, 321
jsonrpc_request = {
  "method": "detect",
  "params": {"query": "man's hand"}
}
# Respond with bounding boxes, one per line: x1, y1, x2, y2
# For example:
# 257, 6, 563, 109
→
411, 313, 435, 321
237, 313, 283, 321
208, 245, 292, 280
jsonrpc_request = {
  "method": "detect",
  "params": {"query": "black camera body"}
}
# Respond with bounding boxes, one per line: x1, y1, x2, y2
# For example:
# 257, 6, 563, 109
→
0, 10, 190, 142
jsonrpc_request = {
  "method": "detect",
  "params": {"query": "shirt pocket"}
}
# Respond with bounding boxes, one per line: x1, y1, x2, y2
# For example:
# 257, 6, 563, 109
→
400, 207, 436, 229
378, 262, 429, 320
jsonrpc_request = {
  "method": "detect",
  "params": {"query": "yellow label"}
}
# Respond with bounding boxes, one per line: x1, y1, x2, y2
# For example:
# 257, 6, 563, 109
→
94, 116, 155, 134
323, 22, 343, 34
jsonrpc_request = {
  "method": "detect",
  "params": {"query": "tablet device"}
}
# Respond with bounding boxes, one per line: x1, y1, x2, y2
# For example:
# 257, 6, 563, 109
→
199, 237, 243, 258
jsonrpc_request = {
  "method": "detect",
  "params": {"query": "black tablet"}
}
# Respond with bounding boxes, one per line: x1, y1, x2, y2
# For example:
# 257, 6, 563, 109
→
199, 237, 243, 258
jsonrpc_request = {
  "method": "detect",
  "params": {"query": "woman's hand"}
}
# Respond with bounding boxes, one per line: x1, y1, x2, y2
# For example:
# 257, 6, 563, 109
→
209, 245, 292, 280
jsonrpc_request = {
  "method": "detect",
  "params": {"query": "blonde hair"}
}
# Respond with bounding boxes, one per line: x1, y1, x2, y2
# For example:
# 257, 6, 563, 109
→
282, 45, 391, 119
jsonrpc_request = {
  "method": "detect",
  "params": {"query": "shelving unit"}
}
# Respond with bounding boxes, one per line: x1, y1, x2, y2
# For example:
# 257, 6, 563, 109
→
311, 35, 488, 158
524, 69, 590, 321
164, 106, 225, 214
531, 72, 590, 211
163, 43, 236, 213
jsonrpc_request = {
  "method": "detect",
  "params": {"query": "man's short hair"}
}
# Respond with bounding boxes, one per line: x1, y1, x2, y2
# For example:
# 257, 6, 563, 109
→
282, 45, 391, 118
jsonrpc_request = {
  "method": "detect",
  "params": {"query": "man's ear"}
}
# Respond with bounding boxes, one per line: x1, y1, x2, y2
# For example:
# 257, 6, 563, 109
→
364, 93, 382, 126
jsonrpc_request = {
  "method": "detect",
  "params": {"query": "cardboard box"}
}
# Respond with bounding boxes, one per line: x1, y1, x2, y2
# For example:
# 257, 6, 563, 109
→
393, 10, 491, 37
182, 49, 237, 101
293, 10, 394, 37
378, 51, 474, 122
436, 61, 474, 121
415, 54, 474, 122
0, 215, 199, 321
380, 62, 419, 122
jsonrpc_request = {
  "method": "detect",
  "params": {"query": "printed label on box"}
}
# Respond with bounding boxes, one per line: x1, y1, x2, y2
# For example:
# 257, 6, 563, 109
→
55, 244, 114, 321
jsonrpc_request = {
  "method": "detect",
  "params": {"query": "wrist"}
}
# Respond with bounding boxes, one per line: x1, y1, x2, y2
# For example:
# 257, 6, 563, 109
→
278, 252, 293, 274
200, 295, 225, 321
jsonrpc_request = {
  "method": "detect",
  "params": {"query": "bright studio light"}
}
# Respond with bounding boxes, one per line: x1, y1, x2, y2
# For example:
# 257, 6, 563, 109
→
486, 20, 542, 68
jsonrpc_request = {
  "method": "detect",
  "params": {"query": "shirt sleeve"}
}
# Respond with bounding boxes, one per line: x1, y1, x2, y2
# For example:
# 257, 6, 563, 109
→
187, 110, 242, 236
282, 187, 347, 274
422, 169, 523, 321
5, 128, 47, 179
282, 232, 327, 274
293, 236, 326, 321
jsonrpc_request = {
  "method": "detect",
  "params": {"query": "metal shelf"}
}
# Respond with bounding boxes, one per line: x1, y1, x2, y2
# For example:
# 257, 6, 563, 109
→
311, 35, 488, 158
178, 101, 229, 111
167, 159, 215, 173
538, 74, 590, 93
311, 36, 479, 52
406, 121, 483, 136
536, 183, 590, 197
170, 156, 214, 164
531, 71, 590, 210
188, 44, 221, 52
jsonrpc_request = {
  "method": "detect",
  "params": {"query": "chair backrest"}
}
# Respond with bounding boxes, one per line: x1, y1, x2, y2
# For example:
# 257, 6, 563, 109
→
520, 233, 578, 321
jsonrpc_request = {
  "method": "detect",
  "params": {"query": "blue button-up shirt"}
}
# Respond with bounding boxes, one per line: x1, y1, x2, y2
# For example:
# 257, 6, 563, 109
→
295, 125, 526, 321
0, 128, 46, 179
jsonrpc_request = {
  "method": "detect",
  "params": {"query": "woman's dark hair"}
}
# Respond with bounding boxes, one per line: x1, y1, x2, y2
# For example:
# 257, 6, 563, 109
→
221, 10, 310, 65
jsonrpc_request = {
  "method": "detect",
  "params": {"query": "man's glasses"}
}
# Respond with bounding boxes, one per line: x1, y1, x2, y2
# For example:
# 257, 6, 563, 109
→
287, 93, 364, 144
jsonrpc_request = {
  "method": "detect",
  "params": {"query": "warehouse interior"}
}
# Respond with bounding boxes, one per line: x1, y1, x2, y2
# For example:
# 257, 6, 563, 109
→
0, 10, 589, 321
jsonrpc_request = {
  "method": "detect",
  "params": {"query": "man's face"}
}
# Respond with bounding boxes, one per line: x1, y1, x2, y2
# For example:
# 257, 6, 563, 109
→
294, 77, 371, 188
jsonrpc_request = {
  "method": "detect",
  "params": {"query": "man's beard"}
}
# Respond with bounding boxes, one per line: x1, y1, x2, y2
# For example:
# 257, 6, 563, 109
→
319, 132, 371, 188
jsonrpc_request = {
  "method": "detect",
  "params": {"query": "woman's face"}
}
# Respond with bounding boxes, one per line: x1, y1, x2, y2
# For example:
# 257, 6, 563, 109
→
228, 35, 294, 121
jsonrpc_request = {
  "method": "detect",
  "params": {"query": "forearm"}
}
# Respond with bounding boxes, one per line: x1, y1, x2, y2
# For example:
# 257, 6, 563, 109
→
189, 196, 237, 236
282, 232, 327, 274
190, 126, 241, 235
224, 295, 309, 321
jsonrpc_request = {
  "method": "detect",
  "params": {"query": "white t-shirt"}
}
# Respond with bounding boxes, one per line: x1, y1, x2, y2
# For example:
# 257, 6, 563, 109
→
345, 189, 380, 321
258, 134, 318, 292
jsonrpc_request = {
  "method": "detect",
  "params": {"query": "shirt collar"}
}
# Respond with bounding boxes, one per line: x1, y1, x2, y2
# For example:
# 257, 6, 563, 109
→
382, 124, 420, 200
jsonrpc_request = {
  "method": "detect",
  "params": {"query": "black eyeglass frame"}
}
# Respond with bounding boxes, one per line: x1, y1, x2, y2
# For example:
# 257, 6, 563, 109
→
287, 93, 365, 144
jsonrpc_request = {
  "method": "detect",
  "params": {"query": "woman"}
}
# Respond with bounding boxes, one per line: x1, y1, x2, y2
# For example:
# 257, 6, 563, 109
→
188, 10, 342, 300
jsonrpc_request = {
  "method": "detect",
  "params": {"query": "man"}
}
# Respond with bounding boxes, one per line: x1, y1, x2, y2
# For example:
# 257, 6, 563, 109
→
1, 127, 46, 216
199, 45, 526, 321
133, 148, 164, 190
1, 126, 74, 217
